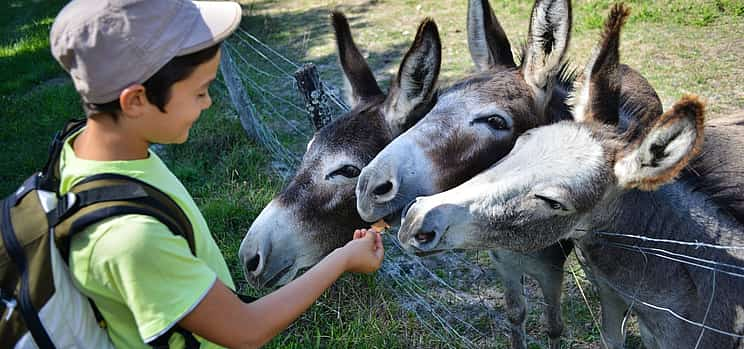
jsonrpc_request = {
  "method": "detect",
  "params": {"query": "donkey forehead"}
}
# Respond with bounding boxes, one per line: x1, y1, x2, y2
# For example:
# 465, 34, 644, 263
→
309, 103, 391, 159
434, 71, 536, 122
499, 122, 610, 185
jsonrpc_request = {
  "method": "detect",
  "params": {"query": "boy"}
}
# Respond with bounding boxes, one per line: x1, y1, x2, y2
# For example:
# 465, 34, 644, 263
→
50, 0, 384, 348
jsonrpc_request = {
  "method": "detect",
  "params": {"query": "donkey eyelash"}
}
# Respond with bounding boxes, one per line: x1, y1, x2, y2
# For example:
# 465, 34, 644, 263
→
325, 165, 361, 180
534, 194, 567, 211
471, 114, 510, 130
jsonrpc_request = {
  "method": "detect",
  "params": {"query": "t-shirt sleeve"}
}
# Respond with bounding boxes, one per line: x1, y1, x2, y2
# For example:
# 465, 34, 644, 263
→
88, 214, 217, 343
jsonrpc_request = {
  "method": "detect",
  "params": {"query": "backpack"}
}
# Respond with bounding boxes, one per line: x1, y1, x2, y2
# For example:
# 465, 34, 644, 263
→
0, 120, 203, 349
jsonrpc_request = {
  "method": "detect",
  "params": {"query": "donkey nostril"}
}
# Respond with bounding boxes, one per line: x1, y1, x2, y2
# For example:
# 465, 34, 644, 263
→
372, 181, 394, 196
244, 254, 261, 273
415, 231, 436, 244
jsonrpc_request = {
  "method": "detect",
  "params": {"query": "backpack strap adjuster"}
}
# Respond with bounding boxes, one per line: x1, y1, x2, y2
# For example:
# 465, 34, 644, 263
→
58, 192, 78, 214
48, 192, 78, 226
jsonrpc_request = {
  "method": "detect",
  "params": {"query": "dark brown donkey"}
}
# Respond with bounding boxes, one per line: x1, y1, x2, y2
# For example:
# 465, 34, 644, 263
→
356, 0, 576, 348
400, 4, 744, 348
238, 13, 441, 288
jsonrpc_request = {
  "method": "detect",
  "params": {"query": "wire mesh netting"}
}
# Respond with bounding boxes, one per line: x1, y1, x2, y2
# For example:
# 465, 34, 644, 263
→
216, 31, 744, 348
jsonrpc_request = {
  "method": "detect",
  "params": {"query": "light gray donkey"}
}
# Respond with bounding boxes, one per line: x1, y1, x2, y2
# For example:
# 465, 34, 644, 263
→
238, 13, 441, 288
357, 0, 576, 347
399, 4, 744, 348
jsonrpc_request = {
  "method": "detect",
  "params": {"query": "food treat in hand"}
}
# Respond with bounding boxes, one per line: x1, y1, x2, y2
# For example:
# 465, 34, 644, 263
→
370, 219, 390, 233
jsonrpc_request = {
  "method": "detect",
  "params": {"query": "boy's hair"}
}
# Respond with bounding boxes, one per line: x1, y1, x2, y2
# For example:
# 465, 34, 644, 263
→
83, 43, 221, 119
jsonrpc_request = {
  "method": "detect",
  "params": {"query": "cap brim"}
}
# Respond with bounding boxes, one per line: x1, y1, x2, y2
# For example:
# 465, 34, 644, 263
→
179, 1, 242, 56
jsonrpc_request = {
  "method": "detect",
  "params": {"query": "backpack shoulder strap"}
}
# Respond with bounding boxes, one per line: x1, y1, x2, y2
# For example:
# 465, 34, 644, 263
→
53, 173, 196, 257
53, 173, 200, 349
40, 119, 87, 191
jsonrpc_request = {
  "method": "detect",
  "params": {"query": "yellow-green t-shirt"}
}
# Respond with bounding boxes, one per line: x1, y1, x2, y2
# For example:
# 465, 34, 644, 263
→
59, 131, 235, 348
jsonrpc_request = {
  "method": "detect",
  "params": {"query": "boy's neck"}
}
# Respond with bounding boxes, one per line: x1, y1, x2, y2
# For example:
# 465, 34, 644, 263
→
73, 114, 151, 161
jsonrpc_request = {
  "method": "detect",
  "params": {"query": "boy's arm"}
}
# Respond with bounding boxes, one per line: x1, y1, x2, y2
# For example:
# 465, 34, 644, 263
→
179, 230, 383, 348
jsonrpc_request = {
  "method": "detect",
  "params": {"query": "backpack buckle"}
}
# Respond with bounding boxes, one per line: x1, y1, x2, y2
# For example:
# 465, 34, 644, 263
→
58, 192, 78, 216
49, 192, 78, 225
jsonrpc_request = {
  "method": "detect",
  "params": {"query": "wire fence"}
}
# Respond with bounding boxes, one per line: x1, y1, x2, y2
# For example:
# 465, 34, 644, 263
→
216, 31, 550, 348
216, 28, 744, 348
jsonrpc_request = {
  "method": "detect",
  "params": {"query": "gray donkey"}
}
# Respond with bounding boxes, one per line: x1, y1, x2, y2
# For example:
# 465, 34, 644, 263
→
356, 0, 575, 347
399, 4, 744, 348
238, 13, 441, 288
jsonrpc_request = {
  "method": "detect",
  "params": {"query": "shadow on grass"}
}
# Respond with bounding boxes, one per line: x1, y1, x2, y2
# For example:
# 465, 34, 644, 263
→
0, 0, 69, 95
0, 0, 77, 196
238, 0, 429, 90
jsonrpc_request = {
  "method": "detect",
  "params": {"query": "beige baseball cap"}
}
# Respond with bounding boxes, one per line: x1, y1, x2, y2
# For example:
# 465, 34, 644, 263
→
51, 0, 242, 104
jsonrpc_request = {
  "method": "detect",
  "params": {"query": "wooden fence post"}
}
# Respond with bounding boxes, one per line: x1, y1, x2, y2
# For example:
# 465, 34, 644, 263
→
294, 63, 333, 130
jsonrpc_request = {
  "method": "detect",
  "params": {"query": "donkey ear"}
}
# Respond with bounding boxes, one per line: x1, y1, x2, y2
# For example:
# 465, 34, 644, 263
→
467, 0, 515, 71
521, 0, 571, 115
571, 4, 629, 125
383, 18, 441, 136
614, 95, 705, 191
332, 12, 383, 106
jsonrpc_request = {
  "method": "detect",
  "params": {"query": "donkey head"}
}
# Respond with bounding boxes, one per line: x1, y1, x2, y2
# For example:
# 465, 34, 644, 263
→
356, 0, 574, 224
398, 4, 705, 254
239, 12, 441, 288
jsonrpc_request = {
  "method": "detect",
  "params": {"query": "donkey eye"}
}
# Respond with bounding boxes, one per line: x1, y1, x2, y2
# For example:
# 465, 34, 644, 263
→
326, 165, 361, 179
473, 114, 510, 131
535, 195, 567, 211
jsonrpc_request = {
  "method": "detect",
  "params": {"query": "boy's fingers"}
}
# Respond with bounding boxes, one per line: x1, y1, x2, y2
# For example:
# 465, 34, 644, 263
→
364, 230, 376, 241
353, 229, 362, 239
375, 243, 384, 260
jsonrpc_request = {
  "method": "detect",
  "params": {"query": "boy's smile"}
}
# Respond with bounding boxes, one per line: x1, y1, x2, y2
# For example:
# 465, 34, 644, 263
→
73, 49, 221, 162
141, 49, 221, 145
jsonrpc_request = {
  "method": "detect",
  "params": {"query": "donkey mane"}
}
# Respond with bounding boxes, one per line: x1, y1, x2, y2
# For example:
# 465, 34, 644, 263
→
547, 60, 579, 123
681, 118, 744, 225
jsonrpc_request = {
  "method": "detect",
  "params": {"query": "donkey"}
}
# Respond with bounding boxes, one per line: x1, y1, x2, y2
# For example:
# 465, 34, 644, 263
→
399, 4, 744, 348
237, 12, 441, 288
356, 0, 575, 347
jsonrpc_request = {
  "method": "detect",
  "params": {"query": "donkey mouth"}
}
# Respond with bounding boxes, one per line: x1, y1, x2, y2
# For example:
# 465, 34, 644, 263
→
414, 249, 446, 257
384, 211, 403, 227
262, 262, 295, 288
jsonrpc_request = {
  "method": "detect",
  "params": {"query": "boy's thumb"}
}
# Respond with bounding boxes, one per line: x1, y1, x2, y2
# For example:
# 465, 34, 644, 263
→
365, 230, 378, 241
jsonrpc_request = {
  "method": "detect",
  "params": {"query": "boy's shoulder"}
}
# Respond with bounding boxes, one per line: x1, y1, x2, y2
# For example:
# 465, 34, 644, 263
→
72, 214, 188, 263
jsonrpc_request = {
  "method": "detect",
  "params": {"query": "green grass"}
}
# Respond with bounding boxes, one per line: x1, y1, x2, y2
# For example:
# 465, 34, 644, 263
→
0, 0, 77, 196
571, 0, 744, 30
0, 0, 69, 95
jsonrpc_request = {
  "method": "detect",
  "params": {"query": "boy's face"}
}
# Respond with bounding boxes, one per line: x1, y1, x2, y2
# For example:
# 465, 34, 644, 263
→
140, 49, 221, 144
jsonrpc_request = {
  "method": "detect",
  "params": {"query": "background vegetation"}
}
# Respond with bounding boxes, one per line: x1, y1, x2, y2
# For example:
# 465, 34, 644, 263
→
1, 0, 742, 347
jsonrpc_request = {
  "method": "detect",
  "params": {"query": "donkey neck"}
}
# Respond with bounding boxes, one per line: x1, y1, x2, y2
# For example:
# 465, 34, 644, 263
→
573, 176, 744, 346
582, 181, 744, 251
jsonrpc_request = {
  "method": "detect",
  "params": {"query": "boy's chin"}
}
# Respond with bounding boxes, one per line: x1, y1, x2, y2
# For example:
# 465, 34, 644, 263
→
151, 132, 190, 145
174, 133, 190, 144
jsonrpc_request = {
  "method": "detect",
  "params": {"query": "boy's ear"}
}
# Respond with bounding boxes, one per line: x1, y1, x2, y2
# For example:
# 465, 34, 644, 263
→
119, 84, 148, 117
614, 95, 705, 191
383, 18, 441, 136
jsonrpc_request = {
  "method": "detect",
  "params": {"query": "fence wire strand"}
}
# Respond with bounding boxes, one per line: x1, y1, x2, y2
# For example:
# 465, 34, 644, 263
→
218, 26, 744, 348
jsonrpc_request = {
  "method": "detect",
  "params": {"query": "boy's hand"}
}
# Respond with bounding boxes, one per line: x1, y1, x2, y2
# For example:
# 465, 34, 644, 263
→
341, 229, 384, 273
